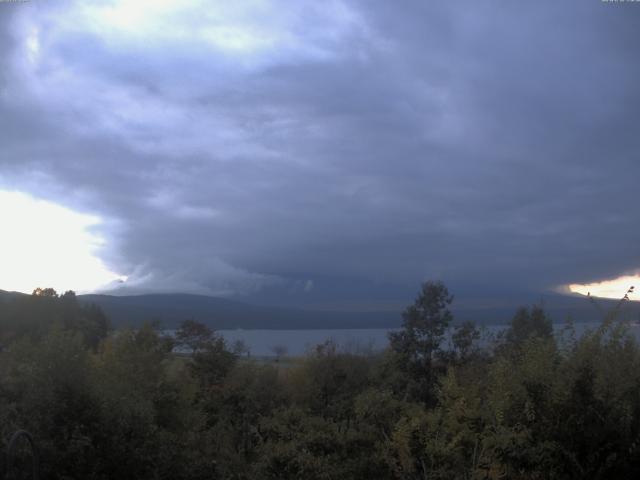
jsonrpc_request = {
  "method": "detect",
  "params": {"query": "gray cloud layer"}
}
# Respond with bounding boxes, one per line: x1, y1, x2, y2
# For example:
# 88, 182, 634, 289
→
1, 0, 639, 305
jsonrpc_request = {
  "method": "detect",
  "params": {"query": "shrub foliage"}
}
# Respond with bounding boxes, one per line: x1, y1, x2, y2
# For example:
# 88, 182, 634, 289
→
1, 283, 640, 479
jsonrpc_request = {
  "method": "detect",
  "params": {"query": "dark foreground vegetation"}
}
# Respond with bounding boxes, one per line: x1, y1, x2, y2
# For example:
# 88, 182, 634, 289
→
1, 284, 640, 479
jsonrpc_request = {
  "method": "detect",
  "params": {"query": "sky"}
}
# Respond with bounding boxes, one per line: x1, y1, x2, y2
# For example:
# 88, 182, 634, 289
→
1, 0, 639, 307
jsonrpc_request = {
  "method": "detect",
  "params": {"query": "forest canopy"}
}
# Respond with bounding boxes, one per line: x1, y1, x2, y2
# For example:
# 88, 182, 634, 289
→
1, 283, 640, 479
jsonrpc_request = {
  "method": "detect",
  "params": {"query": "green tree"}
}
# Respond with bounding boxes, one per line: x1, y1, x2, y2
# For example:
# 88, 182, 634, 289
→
288, 340, 371, 421
387, 281, 453, 403
175, 319, 214, 354
190, 336, 237, 392
505, 305, 552, 348
31, 287, 58, 298
451, 320, 481, 363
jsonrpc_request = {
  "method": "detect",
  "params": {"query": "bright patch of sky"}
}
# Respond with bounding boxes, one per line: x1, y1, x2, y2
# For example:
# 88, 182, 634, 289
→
569, 276, 638, 301
75, 0, 366, 61
0, 190, 125, 294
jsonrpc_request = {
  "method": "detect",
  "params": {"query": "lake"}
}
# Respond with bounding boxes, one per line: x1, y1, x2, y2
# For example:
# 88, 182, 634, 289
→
214, 321, 640, 357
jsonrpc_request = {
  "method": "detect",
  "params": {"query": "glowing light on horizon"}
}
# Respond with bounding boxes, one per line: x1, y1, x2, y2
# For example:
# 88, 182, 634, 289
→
0, 190, 125, 294
569, 275, 638, 300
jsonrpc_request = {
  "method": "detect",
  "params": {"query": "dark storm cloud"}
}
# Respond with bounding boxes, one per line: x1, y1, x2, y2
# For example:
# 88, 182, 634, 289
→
1, 0, 639, 302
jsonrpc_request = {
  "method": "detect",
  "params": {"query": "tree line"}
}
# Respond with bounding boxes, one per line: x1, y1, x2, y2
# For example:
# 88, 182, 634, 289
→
1, 282, 640, 479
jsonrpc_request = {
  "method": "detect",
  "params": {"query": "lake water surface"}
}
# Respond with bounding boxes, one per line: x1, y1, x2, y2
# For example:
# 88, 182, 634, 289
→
215, 321, 640, 357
